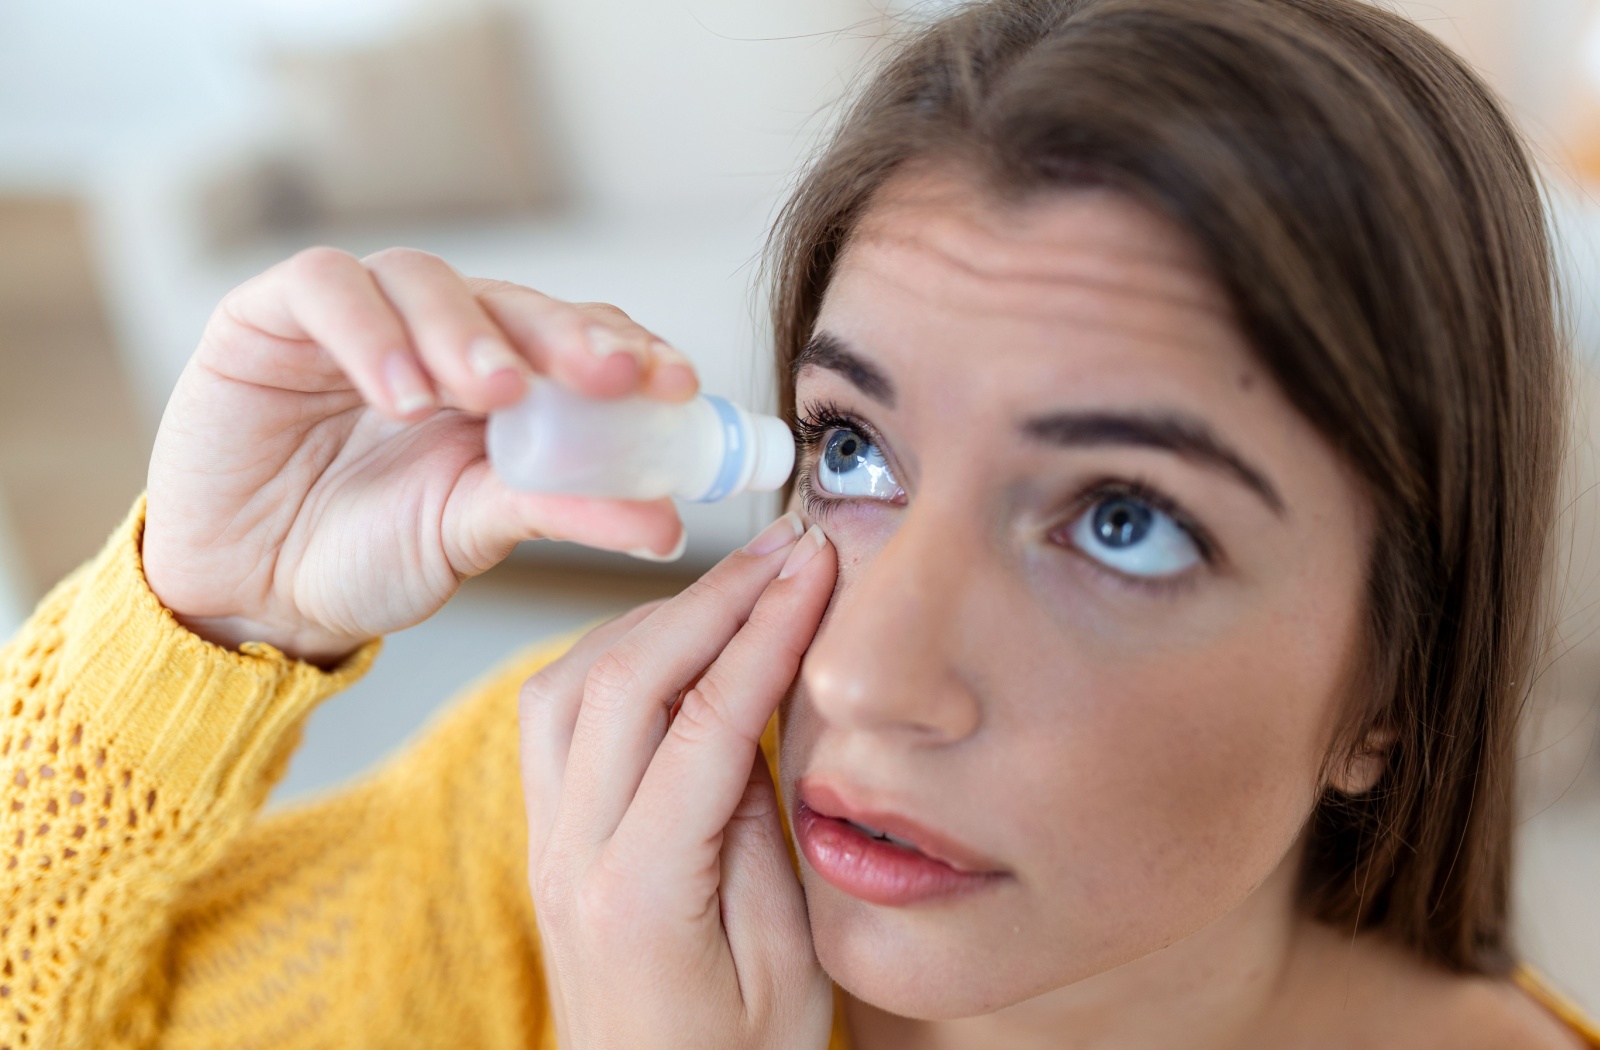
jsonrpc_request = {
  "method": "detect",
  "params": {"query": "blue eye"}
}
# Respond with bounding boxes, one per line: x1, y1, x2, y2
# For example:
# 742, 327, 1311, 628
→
1069, 495, 1201, 578
816, 428, 901, 500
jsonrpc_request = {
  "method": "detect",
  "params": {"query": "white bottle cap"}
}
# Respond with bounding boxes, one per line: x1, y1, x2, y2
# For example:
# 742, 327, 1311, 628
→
749, 414, 797, 492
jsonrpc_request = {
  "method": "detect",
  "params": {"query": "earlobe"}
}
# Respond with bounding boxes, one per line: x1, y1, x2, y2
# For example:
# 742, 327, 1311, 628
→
1329, 723, 1397, 796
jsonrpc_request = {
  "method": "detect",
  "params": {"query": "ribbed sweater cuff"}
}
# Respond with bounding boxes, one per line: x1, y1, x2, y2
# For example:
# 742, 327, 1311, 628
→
50, 494, 381, 804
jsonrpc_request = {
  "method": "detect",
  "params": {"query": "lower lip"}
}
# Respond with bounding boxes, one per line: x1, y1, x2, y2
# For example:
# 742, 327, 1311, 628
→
794, 802, 1004, 907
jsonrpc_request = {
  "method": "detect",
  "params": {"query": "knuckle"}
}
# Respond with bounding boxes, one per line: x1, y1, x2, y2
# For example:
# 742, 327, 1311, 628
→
530, 854, 575, 912
582, 650, 641, 714
466, 276, 525, 297
743, 602, 808, 659
572, 865, 635, 940
670, 684, 739, 745
362, 245, 446, 274
287, 245, 356, 283
573, 301, 633, 324
681, 573, 735, 611
517, 671, 562, 723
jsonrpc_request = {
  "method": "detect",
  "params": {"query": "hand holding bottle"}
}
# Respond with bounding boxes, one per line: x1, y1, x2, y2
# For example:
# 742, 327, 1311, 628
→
143, 247, 701, 667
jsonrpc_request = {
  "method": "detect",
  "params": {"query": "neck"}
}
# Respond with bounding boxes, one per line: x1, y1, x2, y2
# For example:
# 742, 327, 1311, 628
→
843, 850, 1309, 1050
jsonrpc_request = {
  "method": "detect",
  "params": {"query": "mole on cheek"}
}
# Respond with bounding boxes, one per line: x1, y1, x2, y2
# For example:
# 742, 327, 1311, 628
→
1238, 372, 1256, 392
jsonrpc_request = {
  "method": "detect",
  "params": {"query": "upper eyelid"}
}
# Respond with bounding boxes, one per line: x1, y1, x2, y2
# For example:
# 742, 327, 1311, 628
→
1063, 481, 1219, 565
794, 403, 903, 479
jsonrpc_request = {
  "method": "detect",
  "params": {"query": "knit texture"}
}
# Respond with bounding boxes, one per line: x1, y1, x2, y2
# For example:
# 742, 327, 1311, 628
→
0, 495, 1589, 1048
0, 496, 852, 1050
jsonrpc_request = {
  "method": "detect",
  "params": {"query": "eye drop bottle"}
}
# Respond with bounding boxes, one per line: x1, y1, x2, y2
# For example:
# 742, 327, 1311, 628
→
486, 375, 796, 502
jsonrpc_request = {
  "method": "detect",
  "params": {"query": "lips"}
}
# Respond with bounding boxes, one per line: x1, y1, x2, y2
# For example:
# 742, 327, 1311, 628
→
794, 778, 1007, 907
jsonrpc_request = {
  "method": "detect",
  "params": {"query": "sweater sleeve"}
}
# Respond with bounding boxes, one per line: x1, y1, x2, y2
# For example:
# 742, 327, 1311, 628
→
0, 495, 395, 1048
0, 495, 847, 1050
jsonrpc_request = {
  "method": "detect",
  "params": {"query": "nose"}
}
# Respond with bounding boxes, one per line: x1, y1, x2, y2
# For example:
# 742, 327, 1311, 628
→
800, 498, 982, 743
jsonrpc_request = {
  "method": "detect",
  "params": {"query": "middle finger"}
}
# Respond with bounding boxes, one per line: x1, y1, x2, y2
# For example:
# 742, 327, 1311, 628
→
549, 512, 806, 855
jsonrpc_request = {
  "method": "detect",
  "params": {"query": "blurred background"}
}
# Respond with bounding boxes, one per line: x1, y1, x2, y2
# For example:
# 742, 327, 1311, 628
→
0, 0, 1597, 1011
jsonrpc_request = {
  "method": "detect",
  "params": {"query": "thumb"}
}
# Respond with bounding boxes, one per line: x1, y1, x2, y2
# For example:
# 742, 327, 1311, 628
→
445, 463, 686, 575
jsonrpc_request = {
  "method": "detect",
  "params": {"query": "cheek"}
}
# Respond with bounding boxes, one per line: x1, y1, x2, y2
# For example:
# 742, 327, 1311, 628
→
789, 498, 898, 614
995, 587, 1363, 952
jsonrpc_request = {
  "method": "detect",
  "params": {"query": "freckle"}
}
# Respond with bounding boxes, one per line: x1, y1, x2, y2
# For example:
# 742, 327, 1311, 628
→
1238, 372, 1255, 391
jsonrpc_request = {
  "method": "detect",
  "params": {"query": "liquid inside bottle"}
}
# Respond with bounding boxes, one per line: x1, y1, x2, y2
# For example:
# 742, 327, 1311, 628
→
486, 375, 795, 502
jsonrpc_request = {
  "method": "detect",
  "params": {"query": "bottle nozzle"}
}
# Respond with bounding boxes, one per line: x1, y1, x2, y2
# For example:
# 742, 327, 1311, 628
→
749, 414, 797, 492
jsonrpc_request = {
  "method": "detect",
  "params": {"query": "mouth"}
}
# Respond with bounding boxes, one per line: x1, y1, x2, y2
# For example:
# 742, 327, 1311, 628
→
794, 778, 1008, 907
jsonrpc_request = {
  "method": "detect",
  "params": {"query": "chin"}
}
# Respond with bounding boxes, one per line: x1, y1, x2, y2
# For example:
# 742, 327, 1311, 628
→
803, 876, 1075, 1021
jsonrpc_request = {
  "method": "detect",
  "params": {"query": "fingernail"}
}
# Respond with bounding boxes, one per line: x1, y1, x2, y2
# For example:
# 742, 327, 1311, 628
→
587, 325, 648, 365
743, 511, 804, 556
627, 529, 688, 563
469, 337, 532, 380
650, 340, 691, 368
778, 523, 828, 579
384, 352, 436, 414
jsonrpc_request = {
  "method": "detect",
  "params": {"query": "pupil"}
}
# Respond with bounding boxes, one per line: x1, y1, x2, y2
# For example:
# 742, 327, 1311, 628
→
825, 430, 866, 473
1093, 499, 1152, 548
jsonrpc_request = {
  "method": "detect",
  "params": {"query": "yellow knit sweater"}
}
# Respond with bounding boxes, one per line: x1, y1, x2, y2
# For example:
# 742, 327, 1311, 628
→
0, 497, 1592, 1049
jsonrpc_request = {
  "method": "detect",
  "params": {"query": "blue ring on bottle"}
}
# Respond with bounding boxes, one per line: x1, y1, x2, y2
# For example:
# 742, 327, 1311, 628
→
695, 395, 745, 502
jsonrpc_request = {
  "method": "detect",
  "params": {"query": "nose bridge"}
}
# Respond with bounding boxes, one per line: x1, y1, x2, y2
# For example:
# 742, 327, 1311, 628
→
802, 499, 981, 741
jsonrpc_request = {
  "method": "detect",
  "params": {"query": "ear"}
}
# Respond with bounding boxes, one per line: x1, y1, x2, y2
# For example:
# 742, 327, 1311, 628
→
1329, 723, 1397, 796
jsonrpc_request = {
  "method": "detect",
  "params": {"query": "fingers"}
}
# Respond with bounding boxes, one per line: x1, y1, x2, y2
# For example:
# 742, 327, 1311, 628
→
520, 601, 664, 857
211, 247, 701, 425
474, 282, 699, 404
443, 463, 686, 576
549, 513, 807, 855
218, 246, 421, 416
363, 248, 534, 413
609, 525, 835, 881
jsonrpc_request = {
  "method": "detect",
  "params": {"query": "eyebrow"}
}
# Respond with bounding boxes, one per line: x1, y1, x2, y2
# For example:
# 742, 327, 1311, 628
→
1024, 411, 1286, 514
795, 331, 896, 407
796, 331, 1284, 514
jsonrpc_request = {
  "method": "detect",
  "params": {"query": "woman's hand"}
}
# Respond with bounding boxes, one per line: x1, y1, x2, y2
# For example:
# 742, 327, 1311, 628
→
520, 514, 837, 1050
143, 247, 699, 666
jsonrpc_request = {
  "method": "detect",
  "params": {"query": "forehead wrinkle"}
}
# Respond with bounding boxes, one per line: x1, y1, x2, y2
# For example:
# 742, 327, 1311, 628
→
837, 233, 1243, 356
850, 184, 1235, 323
847, 224, 1232, 326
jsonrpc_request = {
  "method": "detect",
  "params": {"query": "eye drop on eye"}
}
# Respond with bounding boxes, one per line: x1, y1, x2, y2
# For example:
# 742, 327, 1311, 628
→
486, 375, 796, 502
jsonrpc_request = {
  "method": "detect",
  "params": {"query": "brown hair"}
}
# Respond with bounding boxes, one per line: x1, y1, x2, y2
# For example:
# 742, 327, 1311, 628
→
768, 0, 1565, 972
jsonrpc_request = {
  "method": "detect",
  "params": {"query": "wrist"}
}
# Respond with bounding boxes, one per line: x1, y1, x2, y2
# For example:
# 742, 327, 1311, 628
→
168, 610, 372, 671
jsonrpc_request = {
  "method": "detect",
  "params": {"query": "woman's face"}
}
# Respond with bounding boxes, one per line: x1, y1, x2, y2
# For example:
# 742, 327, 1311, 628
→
777, 170, 1375, 1018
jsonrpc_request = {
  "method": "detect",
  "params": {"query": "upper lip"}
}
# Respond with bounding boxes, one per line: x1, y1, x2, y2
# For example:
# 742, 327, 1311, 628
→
796, 775, 1007, 875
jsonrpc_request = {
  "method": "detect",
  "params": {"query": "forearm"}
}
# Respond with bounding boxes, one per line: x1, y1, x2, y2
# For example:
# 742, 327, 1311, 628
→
0, 496, 379, 1048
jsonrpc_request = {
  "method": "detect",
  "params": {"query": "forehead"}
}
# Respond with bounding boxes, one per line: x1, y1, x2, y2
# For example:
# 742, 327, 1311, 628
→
813, 171, 1264, 407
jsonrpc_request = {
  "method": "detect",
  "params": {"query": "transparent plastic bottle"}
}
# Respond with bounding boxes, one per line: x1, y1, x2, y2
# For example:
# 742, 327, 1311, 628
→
486, 375, 796, 501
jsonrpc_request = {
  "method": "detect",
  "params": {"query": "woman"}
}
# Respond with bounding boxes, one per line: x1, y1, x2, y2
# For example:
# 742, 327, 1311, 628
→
2, 0, 1596, 1046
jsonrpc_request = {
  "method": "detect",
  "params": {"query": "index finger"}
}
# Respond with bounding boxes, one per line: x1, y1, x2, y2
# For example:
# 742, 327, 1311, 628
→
547, 513, 806, 856
608, 525, 836, 885
470, 281, 699, 403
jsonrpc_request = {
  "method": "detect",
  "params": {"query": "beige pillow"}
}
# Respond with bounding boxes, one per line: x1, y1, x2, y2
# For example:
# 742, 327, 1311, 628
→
203, 8, 560, 240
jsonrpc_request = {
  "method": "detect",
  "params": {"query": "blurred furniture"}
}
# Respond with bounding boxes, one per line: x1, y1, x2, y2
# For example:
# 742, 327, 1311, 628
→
0, 197, 148, 614
76, 0, 886, 570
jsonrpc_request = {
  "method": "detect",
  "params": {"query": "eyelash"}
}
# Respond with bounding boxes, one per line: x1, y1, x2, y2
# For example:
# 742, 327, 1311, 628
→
1059, 477, 1219, 569
793, 400, 892, 521
790, 401, 1221, 570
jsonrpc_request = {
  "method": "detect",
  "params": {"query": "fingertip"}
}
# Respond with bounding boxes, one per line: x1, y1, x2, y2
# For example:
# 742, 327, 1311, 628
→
776, 523, 831, 580
551, 342, 643, 399
627, 526, 688, 563
645, 360, 700, 402
382, 350, 438, 419
477, 367, 531, 408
